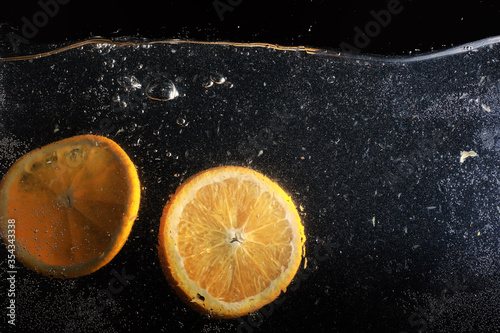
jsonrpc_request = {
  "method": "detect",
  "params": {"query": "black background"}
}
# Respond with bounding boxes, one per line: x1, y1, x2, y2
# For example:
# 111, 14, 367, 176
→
0, 0, 500, 56
1, 1, 500, 333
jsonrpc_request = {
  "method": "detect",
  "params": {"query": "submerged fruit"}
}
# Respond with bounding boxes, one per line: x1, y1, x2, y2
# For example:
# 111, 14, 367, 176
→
0, 135, 141, 278
158, 166, 305, 319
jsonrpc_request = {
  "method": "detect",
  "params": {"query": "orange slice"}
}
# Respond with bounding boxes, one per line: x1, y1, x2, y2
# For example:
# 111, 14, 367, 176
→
0, 135, 141, 278
158, 166, 305, 319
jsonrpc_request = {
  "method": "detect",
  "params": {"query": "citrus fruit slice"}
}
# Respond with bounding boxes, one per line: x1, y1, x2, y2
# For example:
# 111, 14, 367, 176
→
158, 166, 305, 319
0, 135, 141, 278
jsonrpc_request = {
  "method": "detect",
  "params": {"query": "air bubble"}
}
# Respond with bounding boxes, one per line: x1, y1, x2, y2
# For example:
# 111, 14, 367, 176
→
112, 94, 128, 108
296, 49, 308, 59
176, 117, 187, 126
146, 80, 179, 101
210, 73, 226, 84
117, 75, 142, 90
202, 80, 214, 88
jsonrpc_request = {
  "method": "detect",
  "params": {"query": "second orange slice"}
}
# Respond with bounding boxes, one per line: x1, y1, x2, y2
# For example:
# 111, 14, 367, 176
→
158, 166, 305, 319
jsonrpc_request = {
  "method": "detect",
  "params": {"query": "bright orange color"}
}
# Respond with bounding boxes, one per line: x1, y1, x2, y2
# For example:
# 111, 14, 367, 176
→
0, 135, 141, 278
158, 166, 306, 319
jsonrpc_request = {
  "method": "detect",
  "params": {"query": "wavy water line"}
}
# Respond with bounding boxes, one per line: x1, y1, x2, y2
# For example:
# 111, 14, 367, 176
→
0, 36, 499, 63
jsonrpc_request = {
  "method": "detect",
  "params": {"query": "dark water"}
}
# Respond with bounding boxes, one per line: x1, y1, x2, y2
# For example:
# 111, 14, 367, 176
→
0, 38, 499, 332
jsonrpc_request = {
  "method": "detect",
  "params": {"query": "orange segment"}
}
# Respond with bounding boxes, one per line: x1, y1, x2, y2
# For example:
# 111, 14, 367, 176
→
0, 135, 141, 278
158, 166, 305, 319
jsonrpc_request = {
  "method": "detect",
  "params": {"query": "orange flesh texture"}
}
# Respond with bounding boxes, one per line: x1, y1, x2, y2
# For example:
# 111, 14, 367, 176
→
5, 141, 131, 266
177, 177, 294, 303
